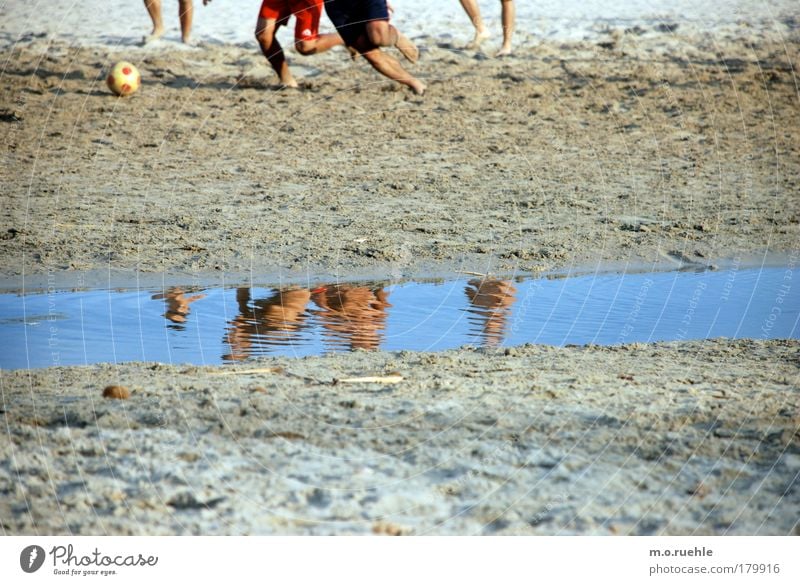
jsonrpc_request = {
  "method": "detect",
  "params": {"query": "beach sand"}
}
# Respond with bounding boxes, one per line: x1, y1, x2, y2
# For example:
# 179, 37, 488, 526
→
3, 340, 799, 535
1, 22, 799, 534
2, 30, 799, 286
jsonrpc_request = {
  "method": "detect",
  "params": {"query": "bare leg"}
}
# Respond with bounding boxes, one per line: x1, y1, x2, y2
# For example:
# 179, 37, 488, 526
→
361, 47, 426, 95
365, 20, 419, 63
295, 33, 344, 56
255, 18, 298, 88
178, 0, 193, 43
459, 0, 489, 48
496, 0, 515, 56
142, 0, 165, 44
393, 28, 419, 63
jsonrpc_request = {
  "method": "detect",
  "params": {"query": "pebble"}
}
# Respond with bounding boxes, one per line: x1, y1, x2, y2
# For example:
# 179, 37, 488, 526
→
102, 385, 131, 400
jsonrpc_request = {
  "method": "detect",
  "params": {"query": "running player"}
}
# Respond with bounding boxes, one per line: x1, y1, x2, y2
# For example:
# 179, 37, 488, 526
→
255, 0, 344, 88
324, 0, 426, 95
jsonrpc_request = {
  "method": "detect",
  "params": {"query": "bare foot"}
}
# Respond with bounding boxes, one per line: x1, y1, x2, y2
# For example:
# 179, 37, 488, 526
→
409, 78, 426, 95
141, 28, 165, 46
496, 45, 513, 57
281, 77, 299, 89
395, 31, 419, 64
467, 29, 490, 49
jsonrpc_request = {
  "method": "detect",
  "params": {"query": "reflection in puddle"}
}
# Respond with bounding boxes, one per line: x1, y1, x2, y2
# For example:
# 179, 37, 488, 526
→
224, 287, 312, 361
0, 267, 797, 368
464, 279, 517, 347
311, 285, 391, 351
152, 287, 206, 330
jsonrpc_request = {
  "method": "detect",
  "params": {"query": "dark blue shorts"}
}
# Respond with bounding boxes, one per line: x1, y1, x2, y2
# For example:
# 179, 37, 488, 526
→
324, 0, 390, 47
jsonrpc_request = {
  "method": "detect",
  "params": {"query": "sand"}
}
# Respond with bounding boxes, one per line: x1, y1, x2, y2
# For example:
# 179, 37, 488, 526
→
2, 27, 799, 286
1, 20, 799, 535
2, 340, 799, 535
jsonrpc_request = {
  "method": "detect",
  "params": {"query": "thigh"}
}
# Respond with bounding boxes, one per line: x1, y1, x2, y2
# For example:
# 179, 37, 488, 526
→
259, 0, 291, 24
290, 0, 322, 41
325, 0, 388, 46
255, 16, 278, 38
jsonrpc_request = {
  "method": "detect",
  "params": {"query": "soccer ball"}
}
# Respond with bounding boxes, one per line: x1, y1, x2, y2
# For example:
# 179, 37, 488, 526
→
106, 61, 141, 97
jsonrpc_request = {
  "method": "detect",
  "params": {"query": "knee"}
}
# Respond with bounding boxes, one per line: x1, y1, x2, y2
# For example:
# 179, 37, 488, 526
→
366, 23, 390, 47
295, 40, 315, 55
255, 28, 272, 47
366, 30, 384, 47
179, 0, 192, 8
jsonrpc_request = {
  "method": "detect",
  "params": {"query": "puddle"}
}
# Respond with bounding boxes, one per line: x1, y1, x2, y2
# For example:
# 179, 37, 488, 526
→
0, 267, 797, 369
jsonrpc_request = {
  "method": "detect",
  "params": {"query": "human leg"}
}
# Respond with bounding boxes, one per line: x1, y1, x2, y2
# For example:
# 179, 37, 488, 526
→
295, 34, 344, 55
361, 46, 425, 94
496, 0, 514, 56
292, 0, 343, 55
178, 0, 193, 43
142, 0, 165, 44
324, 0, 424, 93
255, 16, 297, 87
326, 0, 418, 62
459, 0, 489, 47
364, 20, 418, 63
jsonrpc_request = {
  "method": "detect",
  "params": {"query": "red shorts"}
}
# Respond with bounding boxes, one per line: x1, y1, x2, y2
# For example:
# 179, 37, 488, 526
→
259, 0, 323, 42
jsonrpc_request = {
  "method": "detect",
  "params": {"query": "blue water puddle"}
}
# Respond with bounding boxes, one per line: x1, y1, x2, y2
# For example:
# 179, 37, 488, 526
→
1, 267, 797, 369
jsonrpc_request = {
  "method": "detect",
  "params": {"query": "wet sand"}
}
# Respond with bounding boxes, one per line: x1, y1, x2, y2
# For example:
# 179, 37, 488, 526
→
1, 27, 799, 534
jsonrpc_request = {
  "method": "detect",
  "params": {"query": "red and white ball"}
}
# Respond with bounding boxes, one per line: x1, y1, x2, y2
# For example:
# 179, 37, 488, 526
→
106, 61, 141, 97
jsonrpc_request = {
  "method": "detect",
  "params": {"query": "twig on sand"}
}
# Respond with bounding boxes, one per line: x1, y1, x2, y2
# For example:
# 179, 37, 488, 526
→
456, 270, 488, 277
209, 367, 283, 376
336, 374, 404, 384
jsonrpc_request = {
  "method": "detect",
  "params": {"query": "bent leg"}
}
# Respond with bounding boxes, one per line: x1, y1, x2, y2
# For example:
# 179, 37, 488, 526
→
295, 33, 344, 56
255, 18, 298, 87
294, 0, 343, 55
496, 0, 515, 56
178, 0, 193, 43
361, 46, 425, 95
459, 0, 488, 47
365, 20, 418, 63
142, 0, 165, 44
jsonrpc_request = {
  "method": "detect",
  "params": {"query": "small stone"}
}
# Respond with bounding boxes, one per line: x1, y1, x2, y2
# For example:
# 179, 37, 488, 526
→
102, 385, 130, 400
373, 521, 407, 536
109, 491, 126, 502
688, 482, 710, 498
